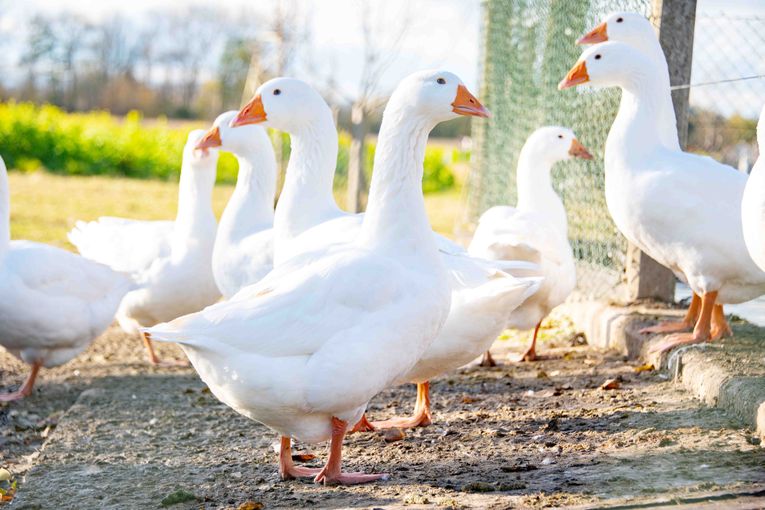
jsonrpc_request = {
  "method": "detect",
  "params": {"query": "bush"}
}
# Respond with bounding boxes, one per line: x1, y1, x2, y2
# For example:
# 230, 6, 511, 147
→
0, 101, 462, 192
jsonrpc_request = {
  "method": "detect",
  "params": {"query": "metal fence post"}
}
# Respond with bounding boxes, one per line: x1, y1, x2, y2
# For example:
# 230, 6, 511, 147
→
625, 0, 696, 303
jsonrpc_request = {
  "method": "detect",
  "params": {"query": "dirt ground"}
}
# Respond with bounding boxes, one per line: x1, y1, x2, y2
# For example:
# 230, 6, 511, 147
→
1, 321, 764, 509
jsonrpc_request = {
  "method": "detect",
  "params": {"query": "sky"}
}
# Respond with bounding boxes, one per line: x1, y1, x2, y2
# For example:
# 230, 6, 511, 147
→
2, 0, 483, 98
3, 0, 765, 117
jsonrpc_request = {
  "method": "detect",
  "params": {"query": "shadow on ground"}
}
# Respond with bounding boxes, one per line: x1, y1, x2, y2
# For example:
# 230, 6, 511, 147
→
2, 325, 765, 509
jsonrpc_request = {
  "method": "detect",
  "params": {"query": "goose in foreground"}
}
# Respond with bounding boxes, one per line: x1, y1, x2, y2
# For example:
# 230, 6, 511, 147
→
742, 105, 765, 273
231, 76, 542, 430
144, 71, 485, 484
577, 11, 706, 335
0, 156, 132, 400
196, 111, 277, 298
468, 127, 590, 364
117, 130, 221, 365
559, 42, 765, 352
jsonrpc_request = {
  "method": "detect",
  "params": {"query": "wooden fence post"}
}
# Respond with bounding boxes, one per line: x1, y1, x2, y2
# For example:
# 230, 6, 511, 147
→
347, 103, 367, 213
624, 0, 696, 303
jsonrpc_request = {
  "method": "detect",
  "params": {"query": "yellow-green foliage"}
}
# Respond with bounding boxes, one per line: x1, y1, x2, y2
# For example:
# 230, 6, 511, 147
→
0, 101, 466, 191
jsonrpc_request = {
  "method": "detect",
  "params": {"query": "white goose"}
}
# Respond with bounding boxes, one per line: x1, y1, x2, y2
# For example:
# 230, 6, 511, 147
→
144, 71, 480, 485
231, 76, 541, 430
0, 156, 131, 400
196, 111, 277, 298
468, 127, 590, 364
117, 130, 221, 364
742, 105, 765, 273
578, 12, 679, 151
578, 12, 708, 336
559, 42, 765, 352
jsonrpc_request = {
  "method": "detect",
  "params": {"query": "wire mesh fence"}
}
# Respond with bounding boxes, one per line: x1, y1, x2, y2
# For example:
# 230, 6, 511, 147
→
687, 13, 765, 170
464, 0, 653, 299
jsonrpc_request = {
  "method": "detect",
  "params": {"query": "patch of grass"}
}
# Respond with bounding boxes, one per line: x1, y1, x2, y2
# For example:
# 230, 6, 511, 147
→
8, 171, 462, 249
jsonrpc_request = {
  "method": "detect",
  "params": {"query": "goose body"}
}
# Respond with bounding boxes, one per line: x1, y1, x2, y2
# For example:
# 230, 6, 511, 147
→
232, 76, 540, 429
68, 218, 172, 275
468, 127, 587, 362
0, 156, 131, 399
199, 111, 277, 298
560, 41, 765, 347
117, 130, 221, 363
146, 71, 472, 484
742, 105, 765, 273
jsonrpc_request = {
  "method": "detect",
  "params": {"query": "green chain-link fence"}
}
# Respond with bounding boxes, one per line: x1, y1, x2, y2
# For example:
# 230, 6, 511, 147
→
464, 0, 652, 298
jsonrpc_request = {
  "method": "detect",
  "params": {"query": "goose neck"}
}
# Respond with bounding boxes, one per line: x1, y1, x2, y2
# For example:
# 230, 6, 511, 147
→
274, 114, 340, 243
359, 109, 438, 256
515, 147, 567, 232
173, 157, 217, 247
218, 151, 276, 243
607, 72, 666, 159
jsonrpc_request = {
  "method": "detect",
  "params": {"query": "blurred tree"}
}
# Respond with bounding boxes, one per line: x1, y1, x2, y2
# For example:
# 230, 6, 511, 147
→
218, 37, 253, 111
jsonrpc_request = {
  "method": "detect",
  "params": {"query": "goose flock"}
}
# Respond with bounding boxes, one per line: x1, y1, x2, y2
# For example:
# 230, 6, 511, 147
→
2, 11, 764, 485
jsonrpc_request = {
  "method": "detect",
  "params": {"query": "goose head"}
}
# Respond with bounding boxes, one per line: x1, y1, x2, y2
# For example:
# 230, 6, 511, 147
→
186, 129, 219, 164
577, 12, 657, 50
558, 41, 650, 91
230, 77, 332, 133
196, 110, 269, 155
386, 70, 490, 124
526, 126, 593, 162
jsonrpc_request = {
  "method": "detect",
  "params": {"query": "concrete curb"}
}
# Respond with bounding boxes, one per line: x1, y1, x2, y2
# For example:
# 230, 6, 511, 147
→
563, 301, 765, 441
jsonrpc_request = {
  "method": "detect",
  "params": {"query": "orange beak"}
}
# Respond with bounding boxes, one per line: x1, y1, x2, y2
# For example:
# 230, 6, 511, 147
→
231, 94, 267, 127
195, 126, 222, 151
452, 84, 491, 118
558, 61, 590, 90
576, 22, 608, 45
569, 138, 593, 160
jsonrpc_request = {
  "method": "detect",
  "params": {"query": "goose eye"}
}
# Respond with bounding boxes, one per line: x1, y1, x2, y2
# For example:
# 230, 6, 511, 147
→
558, 134, 563, 139
273, 89, 281, 96
616, 17, 624, 22
594, 54, 602, 60
437, 78, 446, 85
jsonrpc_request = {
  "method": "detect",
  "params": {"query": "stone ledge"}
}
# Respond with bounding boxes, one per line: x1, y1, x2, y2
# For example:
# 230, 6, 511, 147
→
565, 300, 765, 441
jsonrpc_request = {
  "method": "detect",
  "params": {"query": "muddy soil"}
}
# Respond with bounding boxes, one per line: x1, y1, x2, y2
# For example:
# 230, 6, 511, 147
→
2, 323, 764, 509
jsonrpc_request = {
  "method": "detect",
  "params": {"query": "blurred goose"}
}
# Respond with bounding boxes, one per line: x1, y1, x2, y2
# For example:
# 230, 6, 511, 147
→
0, 156, 131, 400
231, 76, 542, 430
742, 104, 765, 272
468, 127, 590, 364
143, 71, 481, 484
559, 42, 765, 352
117, 130, 221, 365
196, 111, 277, 298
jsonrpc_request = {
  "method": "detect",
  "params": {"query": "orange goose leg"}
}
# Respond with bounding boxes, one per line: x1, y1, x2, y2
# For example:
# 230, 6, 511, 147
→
368, 382, 433, 430
478, 350, 498, 367
0, 362, 41, 401
313, 417, 388, 485
142, 332, 189, 367
278, 436, 322, 480
640, 293, 701, 335
649, 291, 718, 354
710, 304, 733, 340
510, 321, 542, 362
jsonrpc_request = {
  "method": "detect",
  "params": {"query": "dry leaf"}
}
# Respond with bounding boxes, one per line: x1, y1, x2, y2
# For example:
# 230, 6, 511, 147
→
600, 378, 621, 390
238, 502, 264, 510
634, 363, 655, 373
291, 452, 316, 462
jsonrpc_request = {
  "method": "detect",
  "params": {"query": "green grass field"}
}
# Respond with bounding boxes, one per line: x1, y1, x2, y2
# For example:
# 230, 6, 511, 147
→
8, 171, 465, 249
